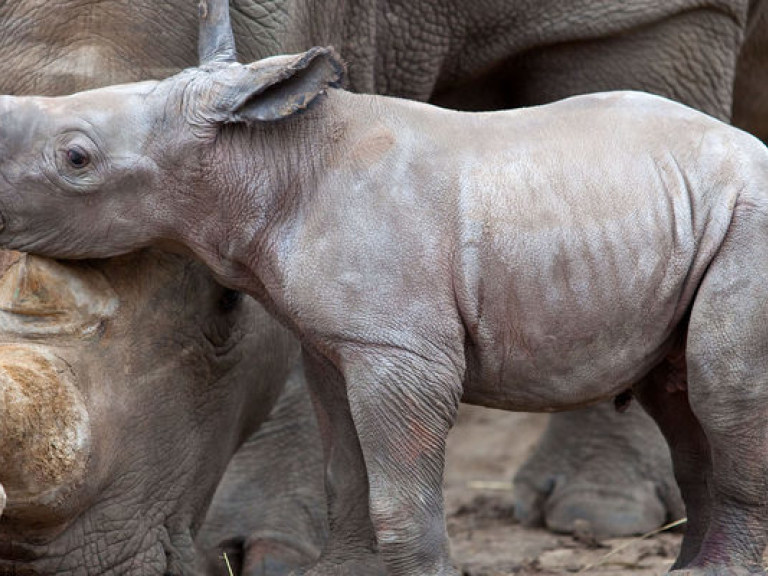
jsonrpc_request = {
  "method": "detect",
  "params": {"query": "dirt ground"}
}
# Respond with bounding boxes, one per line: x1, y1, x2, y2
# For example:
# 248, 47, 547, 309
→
444, 405, 682, 576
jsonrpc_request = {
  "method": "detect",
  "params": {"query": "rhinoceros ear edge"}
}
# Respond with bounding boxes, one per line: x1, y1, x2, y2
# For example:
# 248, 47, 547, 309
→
228, 46, 346, 123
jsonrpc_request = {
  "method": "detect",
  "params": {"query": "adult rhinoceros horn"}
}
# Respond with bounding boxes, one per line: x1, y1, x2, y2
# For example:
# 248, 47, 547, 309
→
198, 0, 238, 65
0, 346, 91, 509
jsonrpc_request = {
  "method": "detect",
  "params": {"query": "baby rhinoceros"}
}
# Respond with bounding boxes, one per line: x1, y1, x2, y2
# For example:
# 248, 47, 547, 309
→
0, 26, 767, 576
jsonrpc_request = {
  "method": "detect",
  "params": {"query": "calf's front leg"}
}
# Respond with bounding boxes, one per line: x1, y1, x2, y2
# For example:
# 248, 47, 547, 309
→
342, 347, 464, 576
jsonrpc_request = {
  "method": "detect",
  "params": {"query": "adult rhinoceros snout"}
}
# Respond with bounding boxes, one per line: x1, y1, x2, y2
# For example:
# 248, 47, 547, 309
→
0, 345, 91, 508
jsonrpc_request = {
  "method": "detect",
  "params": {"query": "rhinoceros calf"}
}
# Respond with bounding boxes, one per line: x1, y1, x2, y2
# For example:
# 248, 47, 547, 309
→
0, 9, 767, 574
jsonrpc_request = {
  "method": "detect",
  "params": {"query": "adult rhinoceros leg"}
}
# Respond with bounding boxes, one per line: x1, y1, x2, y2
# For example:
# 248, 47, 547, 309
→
197, 362, 329, 576
733, 0, 768, 144
297, 350, 384, 576
514, 402, 684, 538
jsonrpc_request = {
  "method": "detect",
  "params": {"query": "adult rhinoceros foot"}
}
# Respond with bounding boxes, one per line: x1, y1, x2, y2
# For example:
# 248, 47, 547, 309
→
513, 401, 685, 538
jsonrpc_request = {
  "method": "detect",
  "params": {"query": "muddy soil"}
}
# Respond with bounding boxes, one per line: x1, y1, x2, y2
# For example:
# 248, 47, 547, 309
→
444, 406, 682, 576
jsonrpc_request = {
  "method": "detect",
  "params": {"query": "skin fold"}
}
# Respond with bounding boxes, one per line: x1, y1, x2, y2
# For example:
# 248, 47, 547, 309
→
0, 3, 763, 570
0, 25, 766, 575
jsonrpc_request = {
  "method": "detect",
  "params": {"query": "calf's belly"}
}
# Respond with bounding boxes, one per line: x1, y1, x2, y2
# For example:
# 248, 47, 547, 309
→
461, 327, 678, 412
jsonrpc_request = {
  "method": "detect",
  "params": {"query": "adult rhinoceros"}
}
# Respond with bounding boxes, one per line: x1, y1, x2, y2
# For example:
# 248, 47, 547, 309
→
0, 251, 328, 576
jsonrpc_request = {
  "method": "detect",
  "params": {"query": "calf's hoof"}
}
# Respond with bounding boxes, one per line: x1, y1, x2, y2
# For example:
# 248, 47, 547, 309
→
514, 403, 683, 537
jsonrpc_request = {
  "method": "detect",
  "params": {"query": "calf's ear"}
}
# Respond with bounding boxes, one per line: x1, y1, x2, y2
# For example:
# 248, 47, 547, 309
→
211, 46, 346, 123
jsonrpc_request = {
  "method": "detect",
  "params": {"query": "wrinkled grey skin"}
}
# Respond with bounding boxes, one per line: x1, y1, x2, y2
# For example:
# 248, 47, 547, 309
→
0, 0, 758, 547
514, 0, 768, 538
734, 0, 768, 144
1, 40, 768, 575
0, 248, 328, 576
513, 402, 682, 535
198, 365, 327, 576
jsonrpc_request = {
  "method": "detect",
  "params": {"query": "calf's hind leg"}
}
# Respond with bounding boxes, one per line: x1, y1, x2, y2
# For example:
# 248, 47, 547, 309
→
676, 207, 768, 575
634, 351, 712, 569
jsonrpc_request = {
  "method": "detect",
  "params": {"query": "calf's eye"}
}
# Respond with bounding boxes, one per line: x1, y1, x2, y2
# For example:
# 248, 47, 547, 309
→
66, 148, 90, 169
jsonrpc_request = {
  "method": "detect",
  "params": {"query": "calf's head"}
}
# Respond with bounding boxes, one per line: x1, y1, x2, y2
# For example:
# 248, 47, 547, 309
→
0, 47, 344, 261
